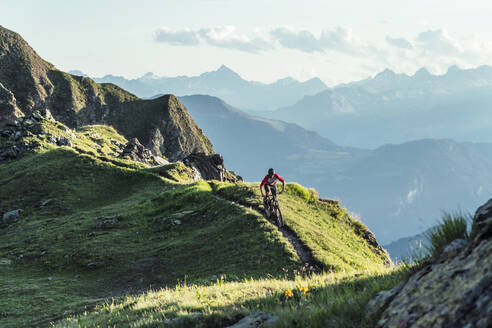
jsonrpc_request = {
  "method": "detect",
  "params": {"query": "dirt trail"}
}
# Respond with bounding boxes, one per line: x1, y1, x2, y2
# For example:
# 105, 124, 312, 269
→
210, 188, 324, 272
246, 201, 324, 272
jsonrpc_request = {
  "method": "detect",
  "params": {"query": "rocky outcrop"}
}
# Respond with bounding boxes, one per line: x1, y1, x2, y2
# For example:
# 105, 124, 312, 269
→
0, 26, 54, 114
0, 82, 22, 126
367, 198, 492, 328
183, 152, 240, 182
119, 138, 168, 166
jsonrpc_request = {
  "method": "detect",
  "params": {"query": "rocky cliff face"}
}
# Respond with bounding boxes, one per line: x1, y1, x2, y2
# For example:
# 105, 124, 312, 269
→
0, 81, 22, 126
367, 199, 492, 327
0, 26, 213, 162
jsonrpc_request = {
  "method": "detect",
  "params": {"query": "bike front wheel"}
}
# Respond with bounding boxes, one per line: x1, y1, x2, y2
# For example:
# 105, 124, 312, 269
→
275, 205, 284, 227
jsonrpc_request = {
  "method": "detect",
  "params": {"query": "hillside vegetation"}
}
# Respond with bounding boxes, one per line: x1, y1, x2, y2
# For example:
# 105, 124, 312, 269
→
0, 118, 393, 327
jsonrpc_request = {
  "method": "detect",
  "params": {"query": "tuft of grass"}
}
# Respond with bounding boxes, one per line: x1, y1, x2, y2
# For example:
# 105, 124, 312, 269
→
425, 211, 471, 258
285, 183, 318, 203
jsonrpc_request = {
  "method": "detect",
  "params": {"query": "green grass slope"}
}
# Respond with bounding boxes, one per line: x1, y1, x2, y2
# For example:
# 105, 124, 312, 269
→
0, 120, 391, 327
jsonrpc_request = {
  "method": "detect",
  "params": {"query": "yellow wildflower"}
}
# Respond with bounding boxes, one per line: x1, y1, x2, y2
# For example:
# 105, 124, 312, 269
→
284, 289, 293, 298
299, 286, 310, 296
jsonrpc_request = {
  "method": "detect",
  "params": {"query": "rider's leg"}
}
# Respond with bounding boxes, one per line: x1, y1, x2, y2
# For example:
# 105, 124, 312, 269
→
271, 185, 277, 200
264, 185, 270, 208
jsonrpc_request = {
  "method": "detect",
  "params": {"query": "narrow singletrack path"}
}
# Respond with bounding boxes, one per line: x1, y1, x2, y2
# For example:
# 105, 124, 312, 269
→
209, 185, 325, 272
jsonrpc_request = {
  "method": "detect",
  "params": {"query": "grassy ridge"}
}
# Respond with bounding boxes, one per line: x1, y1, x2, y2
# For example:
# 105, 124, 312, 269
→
1, 122, 392, 327
212, 182, 390, 271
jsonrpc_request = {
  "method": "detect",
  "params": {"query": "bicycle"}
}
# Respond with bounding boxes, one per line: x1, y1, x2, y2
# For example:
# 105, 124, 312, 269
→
263, 191, 284, 227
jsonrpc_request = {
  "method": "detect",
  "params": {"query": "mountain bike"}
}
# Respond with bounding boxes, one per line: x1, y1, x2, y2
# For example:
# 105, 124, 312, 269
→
263, 192, 284, 227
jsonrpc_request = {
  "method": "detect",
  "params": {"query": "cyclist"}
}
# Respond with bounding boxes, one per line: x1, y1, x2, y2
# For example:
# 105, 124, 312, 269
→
260, 168, 285, 200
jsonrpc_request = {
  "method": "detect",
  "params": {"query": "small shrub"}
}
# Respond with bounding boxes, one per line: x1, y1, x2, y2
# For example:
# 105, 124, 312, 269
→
425, 211, 471, 258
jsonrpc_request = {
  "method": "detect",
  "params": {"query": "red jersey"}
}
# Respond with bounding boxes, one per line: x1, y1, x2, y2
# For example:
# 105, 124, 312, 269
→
260, 173, 285, 187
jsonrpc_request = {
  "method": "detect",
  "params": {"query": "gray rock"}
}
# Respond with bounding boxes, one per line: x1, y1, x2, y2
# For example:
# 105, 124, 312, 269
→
47, 136, 57, 144
440, 238, 468, 260
31, 110, 43, 121
370, 199, 492, 328
57, 136, 72, 147
226, 312, 278, 328
173, 210, 194, 218
96, 216, 119, 228
2, 209, 23, 224
39, 199, 53, 208
366, 282, 405, 320
183, 153, 226, 181
87, 262, 97, 269
153, 156, 169, 166
119, 138, 157, 165
0, 258, 12, 265
172, 219, 182, 225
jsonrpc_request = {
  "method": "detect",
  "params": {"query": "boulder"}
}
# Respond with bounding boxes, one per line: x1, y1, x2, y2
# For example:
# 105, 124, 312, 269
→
56, 136, 72, 147
0, 258, 12, 265
183, 152, 239, 182
119, 137, 166, 166
173, 210, 194, 218
2, 209, 23, 224
226, 312, 278, 328
367, 199, 492, 328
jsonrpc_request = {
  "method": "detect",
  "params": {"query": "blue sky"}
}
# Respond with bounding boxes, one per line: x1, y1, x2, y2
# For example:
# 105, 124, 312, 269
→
2, 0, 492, 85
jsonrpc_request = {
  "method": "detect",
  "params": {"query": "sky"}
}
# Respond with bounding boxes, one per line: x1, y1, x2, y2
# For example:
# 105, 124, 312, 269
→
2, 0, 492, 85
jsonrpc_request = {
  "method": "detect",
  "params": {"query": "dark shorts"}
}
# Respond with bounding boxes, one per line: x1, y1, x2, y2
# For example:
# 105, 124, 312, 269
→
265, 184, 277, 197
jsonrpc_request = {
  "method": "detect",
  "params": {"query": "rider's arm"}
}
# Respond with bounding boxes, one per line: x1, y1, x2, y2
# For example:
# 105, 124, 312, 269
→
275, 174, 286, 193
260, 175, 268, 196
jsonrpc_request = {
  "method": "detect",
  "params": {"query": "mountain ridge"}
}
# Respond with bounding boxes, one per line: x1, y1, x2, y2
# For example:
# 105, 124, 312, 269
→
262, 64, 492, 148
0, 25, 214, 162
179, 95, 492, 245
83, 65, 328, 111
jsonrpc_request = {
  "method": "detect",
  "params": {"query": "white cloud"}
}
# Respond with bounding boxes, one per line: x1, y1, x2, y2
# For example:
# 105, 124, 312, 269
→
153, 25, 380, 56
415, 29, 463, 55
386, 36, 413, 49
153, 25, 492, 80
270, 27, 323, 53
154, 27, 200, 46
198, 26, 271, 53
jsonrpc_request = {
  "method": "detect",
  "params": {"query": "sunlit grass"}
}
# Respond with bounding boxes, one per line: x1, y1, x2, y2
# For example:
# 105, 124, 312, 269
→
425, 210, 471, 257
55, 265, 409, 328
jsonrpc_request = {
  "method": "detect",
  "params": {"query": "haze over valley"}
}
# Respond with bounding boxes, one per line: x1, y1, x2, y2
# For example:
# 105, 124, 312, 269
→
2, 1, 492, 326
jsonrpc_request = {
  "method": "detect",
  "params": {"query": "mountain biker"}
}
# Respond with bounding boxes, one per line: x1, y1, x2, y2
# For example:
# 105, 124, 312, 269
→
260, 168, 285, 200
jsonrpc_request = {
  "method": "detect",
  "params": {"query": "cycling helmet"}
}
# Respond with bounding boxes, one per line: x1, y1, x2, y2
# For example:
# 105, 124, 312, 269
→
268, 168, 274, 175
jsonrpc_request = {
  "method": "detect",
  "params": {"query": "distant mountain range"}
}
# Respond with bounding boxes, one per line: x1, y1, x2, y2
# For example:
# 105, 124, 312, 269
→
383, 229, 431, 262
179, 95, 340, 178
261, 66, 492, 148
179, 95, 492, 244
72, 66, 327, 111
